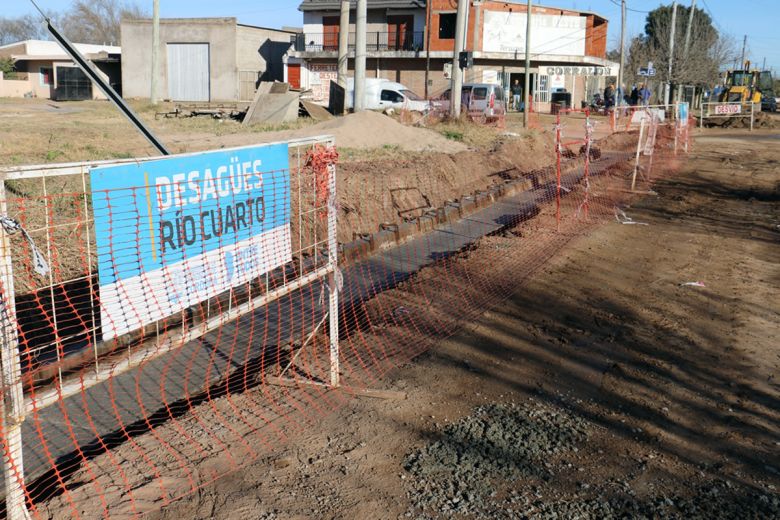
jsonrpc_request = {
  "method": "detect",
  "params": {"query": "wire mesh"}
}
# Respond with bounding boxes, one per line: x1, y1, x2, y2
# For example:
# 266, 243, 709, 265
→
0, 112, 692, 518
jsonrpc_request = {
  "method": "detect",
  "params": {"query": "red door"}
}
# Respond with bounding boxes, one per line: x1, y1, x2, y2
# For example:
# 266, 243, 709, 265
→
287, 63, 301, 89
323, 16, 340, 51
388, 16, 414, 51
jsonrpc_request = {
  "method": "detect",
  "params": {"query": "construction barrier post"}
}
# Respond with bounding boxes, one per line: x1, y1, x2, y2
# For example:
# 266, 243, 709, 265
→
326, 144, 340, 388
583, 108, 591, 218
631, 115, 646, 191
750, 102, 754, 132
674, 103, 679, 155
646, 113, 657, 182
0, 178, 30, 520
555, 112, 562, 232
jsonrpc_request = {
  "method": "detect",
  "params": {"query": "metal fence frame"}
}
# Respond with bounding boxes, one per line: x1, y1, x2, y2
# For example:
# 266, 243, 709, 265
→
698, 101, 756, 131
0, 135, 339, 520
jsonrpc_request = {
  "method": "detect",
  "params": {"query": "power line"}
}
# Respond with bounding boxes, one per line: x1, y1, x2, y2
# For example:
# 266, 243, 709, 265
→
699, 0, 725, 34
608, 0, 650, 14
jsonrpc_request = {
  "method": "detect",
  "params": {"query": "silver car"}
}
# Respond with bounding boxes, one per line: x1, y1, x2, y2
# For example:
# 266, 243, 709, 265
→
433, 83, 508, 120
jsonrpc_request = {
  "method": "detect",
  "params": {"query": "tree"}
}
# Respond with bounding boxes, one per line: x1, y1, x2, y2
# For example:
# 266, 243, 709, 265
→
0, 14, 50, 45
61, 0, 146, 45
620, 3, 734, 90
0, 57, 17, 79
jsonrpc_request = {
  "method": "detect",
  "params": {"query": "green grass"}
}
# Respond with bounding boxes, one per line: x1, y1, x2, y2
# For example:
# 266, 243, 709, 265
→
44, 150, 64, 162
442, 130, 465, 141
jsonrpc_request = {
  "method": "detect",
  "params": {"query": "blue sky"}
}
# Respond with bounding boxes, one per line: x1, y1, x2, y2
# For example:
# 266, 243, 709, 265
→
8, 0, 779, 70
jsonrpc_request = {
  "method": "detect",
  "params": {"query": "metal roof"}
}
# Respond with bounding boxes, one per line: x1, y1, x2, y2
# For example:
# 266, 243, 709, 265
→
299, 0, 426, 11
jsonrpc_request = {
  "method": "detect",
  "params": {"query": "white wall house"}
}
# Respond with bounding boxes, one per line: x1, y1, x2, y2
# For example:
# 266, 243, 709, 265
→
0, 40, 121, 100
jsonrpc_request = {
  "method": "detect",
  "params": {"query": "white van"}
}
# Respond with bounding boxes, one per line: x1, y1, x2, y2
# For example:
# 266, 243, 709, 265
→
433, 83, 507, 120
345, 78, 430, 112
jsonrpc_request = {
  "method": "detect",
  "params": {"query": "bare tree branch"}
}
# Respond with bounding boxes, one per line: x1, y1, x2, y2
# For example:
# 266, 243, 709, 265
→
618, 4, 736, 90
0, 15, 50, 45
61, 0, 146, 45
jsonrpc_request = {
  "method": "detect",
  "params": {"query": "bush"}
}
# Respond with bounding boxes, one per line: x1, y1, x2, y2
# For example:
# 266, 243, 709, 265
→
0, 57, 19, 79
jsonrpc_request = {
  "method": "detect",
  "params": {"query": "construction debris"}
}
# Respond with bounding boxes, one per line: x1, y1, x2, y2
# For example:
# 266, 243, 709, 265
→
152, 81, 337, 126
155, 103, 247, 120
242, 82, 301, 126
243, 92, 300, 126
301, 100, 334, 122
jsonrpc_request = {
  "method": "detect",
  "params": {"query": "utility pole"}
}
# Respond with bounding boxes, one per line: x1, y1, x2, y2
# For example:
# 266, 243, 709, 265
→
740, 34, 747, 67
523, 0, 532, 128
617, 0, 625, 112
354, 0, 367, 111
682, 0, 695, 58
150, 0, 160, 105
664, 1, 677, 107
337, 0, 349, 89
450, 0, 468, 118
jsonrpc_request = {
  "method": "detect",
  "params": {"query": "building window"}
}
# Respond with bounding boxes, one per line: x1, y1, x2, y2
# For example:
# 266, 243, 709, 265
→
439, 13, 457, 39
40, 67, 53, 86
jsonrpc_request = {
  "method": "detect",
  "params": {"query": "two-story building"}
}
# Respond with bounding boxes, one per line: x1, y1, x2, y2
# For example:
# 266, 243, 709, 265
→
288, 0, 619, 110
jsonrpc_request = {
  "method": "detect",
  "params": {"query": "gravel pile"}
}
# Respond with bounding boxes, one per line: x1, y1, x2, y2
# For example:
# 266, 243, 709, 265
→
516, 481, 780, 519
401, 399, 780, 519
402, 400, 589, 517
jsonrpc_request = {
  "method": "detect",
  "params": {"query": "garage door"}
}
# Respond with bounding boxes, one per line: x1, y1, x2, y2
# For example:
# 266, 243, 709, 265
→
167, 43, 210, 102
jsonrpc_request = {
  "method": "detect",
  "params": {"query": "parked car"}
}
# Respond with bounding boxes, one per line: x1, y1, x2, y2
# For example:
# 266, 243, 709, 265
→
345, 78, 430, 113
432, 83, 507, 120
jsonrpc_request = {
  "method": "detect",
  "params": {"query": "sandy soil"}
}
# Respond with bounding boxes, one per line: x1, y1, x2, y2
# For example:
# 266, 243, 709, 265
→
155, 130, 777, 518
33, 123, 779, 518
167, 111, 469, 154
0, 100, 467, 166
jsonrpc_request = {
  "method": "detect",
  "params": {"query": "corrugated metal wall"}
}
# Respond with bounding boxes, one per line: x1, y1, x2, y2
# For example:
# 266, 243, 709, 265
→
167, 43, 210, 101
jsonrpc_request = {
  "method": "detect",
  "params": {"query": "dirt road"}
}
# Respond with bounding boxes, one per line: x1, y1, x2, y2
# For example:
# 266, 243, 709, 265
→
102, 129, 780, 519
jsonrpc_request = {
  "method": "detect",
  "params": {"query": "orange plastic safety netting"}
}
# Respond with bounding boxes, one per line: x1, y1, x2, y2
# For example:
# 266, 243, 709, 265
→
0, 109, 692, 518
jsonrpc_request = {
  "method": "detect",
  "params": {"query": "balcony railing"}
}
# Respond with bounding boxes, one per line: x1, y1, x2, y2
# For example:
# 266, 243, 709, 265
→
292, 31, 426, 53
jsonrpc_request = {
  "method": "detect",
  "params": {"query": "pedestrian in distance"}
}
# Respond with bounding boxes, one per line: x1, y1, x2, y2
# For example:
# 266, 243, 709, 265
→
639, 84, 651, 106
604, 83, 615, 111
511, 80, 523, 112
630, 86, 639, 106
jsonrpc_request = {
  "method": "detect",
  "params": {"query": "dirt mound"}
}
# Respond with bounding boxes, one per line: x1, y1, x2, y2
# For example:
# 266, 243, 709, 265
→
494, 131, 557, 172
337, 130, 557, 242
308, 111, 468, 152
177, 111, 470, 154
752, 112, 778, 128
708, 112, 778, 129
596, 129, 639, 151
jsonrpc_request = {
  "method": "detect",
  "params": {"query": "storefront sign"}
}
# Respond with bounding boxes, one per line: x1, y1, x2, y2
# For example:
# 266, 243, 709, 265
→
545, 66, 613, 76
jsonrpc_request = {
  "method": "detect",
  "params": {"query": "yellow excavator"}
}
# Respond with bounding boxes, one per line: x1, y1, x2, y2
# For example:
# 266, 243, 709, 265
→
718, 61, 775, 111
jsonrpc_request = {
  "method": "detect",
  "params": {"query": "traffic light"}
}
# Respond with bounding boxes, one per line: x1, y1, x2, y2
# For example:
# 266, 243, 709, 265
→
459, 51, 474, 70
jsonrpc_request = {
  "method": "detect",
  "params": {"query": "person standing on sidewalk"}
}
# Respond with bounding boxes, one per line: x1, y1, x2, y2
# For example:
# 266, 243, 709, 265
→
512, 80, 523, 112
